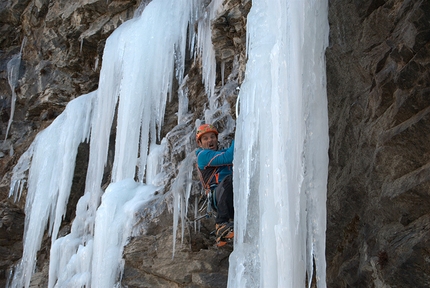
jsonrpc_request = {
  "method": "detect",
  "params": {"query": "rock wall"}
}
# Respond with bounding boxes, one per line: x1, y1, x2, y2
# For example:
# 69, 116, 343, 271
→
326, 0, 430, 287
0, 0, 429, 287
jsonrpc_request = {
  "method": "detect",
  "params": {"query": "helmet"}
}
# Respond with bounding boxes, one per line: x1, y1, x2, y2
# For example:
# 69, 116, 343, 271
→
196, 124, 218, 141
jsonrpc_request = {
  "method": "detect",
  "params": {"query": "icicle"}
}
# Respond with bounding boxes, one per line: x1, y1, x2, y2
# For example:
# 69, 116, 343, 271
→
4, 37, 26, 141
171, 152, 195, 257
8, 92, 95, 288
8, 142, 34, 202
177, 75, 190, 124
193, 196, 198, 233
195, 0, 223, 101
228, 0, 329, 287
221, 60, 225, 86
146, 141, 167, 186
302, 1, 330, 286
93, 56, 99, 71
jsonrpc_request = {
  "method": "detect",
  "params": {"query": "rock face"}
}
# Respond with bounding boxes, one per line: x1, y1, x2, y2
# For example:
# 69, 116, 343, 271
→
326, 1, 430, 287
0, 0, 428, 287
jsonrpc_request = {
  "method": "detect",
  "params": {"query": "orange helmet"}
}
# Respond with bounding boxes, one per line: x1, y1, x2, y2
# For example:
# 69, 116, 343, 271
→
196, 124, 218, 141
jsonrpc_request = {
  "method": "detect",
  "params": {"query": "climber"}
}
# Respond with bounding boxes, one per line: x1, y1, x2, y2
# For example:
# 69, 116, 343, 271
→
195, 123, 234, 247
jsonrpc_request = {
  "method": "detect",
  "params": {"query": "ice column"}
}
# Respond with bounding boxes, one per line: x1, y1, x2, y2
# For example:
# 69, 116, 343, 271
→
4, 37, 26, 141
48, 0, 198, 286
8, 0, 200, 287
229, 0, 329, 287
8, 92, 94, 288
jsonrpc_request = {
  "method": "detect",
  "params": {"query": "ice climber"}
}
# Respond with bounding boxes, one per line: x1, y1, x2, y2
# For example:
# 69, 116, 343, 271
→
195, 124, 234, 247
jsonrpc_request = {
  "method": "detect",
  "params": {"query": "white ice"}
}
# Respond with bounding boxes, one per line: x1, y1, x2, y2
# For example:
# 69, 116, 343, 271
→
8, 0, 329, 287
9, 0, 200, 287
8, 91, 94, 288
4, 37, 26, 142
228, 0, 329, 287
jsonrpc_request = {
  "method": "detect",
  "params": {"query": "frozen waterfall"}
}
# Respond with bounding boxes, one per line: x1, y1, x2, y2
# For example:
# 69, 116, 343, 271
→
229, 0, 329, 287
8, 0, 199, 287
7, 0, 328, 287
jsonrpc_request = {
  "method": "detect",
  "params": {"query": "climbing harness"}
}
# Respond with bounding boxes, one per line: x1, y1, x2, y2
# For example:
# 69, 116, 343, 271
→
195, 163, 219, 213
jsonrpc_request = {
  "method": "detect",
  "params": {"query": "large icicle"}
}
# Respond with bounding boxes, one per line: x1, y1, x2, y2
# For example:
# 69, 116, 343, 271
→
228, 0, 329, 287
9, 0, 200, 287
302, 1, 330, 285
8, 92, 94, 288
48, 0, 198, 286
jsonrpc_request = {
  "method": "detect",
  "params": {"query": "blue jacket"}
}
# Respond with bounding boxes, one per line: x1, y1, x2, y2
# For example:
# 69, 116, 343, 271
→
196, 140, 234, 185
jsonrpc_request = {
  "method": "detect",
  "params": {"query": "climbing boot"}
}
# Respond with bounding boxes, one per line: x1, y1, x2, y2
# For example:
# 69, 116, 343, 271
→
215, 222, 234, 247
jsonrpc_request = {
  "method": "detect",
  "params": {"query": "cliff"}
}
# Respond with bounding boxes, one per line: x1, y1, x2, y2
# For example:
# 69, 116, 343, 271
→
0, 0, 429, 287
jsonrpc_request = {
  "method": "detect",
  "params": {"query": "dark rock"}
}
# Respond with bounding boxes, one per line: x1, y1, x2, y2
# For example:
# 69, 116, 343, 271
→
326, 0, 430, 286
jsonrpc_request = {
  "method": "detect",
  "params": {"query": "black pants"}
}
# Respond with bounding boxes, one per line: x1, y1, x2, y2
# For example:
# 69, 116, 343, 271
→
215, 174, 234, 224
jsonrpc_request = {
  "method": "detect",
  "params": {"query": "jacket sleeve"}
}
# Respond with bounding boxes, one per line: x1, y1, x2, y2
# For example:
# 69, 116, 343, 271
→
197, 140, 234, 169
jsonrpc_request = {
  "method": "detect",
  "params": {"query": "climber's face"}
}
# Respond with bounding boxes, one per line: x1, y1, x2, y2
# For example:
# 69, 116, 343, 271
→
198, 132, 218, 150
